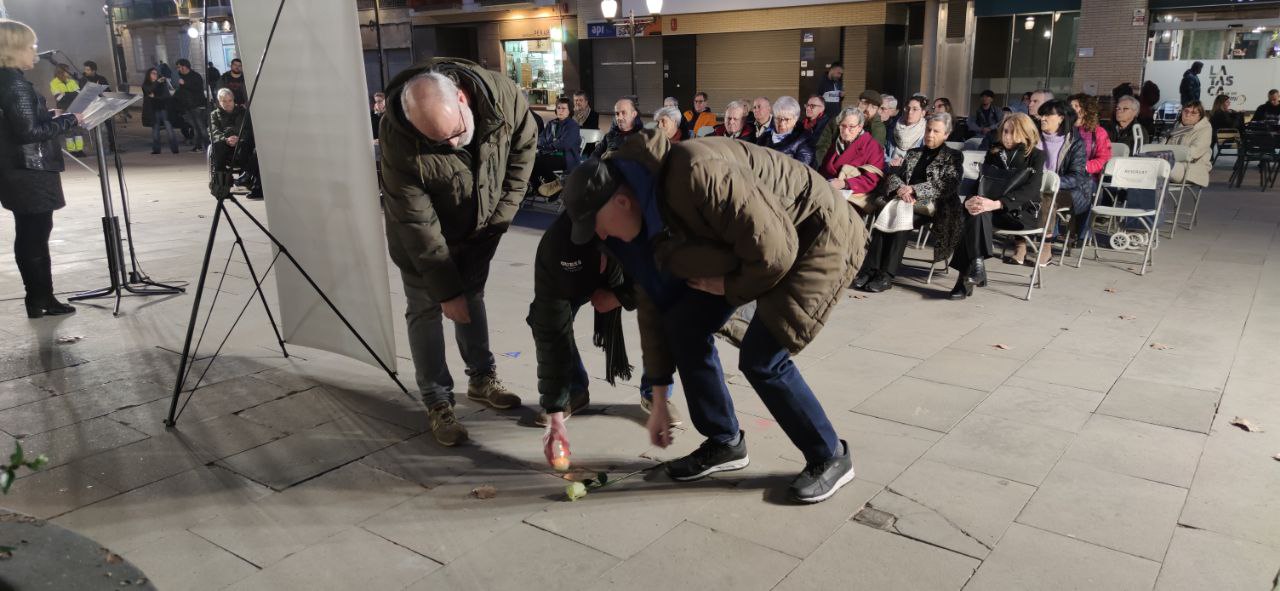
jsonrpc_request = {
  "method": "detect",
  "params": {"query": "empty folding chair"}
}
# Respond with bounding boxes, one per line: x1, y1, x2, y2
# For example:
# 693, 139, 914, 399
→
995, 170, 1060, 300
1076, 157, 1171, 275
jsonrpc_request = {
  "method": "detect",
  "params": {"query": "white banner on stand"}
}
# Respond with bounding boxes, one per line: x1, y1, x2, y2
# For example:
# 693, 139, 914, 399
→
230, 0, 396, 370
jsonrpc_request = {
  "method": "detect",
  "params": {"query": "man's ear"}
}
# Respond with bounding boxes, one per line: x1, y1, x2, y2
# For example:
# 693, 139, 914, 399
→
457, 89, 469, 107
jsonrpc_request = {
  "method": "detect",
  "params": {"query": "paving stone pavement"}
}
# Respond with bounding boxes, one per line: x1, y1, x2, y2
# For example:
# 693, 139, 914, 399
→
1, 129, 1279, 590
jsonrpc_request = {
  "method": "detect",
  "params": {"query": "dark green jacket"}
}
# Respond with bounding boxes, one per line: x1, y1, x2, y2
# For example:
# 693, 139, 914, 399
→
813, 113, 886, 164
527, 214, 635, 412
209, 105, 252, 144
380, 58, 538, 302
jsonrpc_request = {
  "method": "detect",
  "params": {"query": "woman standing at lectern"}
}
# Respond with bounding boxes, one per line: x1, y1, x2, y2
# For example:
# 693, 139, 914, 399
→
0, 19, 83, 317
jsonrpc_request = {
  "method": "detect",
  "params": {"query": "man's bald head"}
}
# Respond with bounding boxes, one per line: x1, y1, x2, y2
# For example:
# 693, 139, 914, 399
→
613, 97, 638, 132
402, 71, 474, 147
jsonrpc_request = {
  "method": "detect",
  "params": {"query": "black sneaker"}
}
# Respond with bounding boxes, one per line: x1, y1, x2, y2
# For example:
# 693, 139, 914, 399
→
789, 440, 855, 503
666, 431, 749, 481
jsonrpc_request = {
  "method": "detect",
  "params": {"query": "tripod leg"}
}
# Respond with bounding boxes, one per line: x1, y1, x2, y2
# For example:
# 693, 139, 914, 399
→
225, 198, 413, 400
222, 213, 289, 358
167, 201, 225, 427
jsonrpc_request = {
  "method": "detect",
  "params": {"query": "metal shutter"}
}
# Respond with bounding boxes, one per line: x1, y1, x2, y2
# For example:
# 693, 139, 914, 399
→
696, 30, 801, 110
592, 37, 663, 115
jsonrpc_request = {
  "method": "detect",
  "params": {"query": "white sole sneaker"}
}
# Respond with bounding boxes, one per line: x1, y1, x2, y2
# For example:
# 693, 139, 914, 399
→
669, 456, 750, 482
794, 465, 856, 504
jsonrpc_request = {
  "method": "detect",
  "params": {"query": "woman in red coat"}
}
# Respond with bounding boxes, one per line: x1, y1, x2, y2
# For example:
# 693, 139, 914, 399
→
818, 107, 886, 198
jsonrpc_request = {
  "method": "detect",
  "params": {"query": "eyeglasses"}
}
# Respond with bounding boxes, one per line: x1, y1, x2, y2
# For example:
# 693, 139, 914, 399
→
838, 124, 861, 130
806, 103, 823, 109
775, 116, 797, 123
694, 98, 706, 104
428, 109, 467, 148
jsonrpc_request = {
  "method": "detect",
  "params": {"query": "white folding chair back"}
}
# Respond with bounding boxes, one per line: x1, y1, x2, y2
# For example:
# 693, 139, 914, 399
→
1112, 143, 1130, 159
961, 150, 985, 180
1076, 157, 1171, 275
580, 129, 604, 145
643, 120, 657, 130
963, 137, 984, 150
697, 126, 716, 138
1139, 143, 1201, 234
994, 171, 1059, 300
945, 141, 963, 150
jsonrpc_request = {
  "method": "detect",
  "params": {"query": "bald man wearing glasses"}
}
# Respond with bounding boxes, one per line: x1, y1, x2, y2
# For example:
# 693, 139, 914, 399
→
380, 58, 537, 446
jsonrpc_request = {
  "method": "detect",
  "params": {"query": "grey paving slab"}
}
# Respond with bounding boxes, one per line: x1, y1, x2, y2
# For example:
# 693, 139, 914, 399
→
780, 411, 939, 486
904, 347, 1023, 392
774, 522, 979, 591
407, 523, 616, 591
14, 415, 150, 471
54, 466, 272, 554
1154, 527, 1280, 591
0, 377, 54, 412
798, 346, 920, 411
1180, 412, 1280, 549
235, 386, 355, 434
854, 376, 990, 433
190, 462, 425, 567
923, 412, 1074, 486
154, 375, 295, 424
1097, 377, 1220, 433
1121, 346, 1234, 394
226, 527, 440, 591
1014, 348, 1129, 393
123, 530, 259, 591
218, 413, 412, 490
526, 471, 732, 560
972, 377, 1103, 433
966, 523, 1161, 591
1017, 460, 1187, 561
0, 377, 170, 437
68, 432, 210, 492
599, 521, 798, 591
688, 476, 881, 558
362, 467, 560, 564
870, 459, 1035, 559
0, 463, 119, 520
0, 344, 89, 382
1060, 414, 1205, 488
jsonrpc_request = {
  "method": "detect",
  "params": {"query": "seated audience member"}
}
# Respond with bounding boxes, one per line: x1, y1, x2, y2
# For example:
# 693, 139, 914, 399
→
949, 113, 1046, 299
531, 97, 583, 197
751, 96, 774, 140
663, 97, 691, 138
818, 107, 885, 207
1037, 100, 1091, 248
1252, 89, 1280, 124
572, 90, 600, 130
1102, 95, 1146, 154
1069, 93, 1112, 187
654, 106, 685, 145
1209, 94, 1242, 134
816, 89, 886, 163
370, 92, 385, 140
931, 97, 967, 142
757, 96, 814, 166
711, 101, 753, 140
800, 95, 829, 150
886, 96, 928, 170
209, 88, 263, 200
684, 92, 717, 136
590, 97, 641, 159
1165, 101, 1212, 188
881, 94, 900, 129
1011, 91, 1033, 115
857, 113, 964, 293
969, 89, 1001, 137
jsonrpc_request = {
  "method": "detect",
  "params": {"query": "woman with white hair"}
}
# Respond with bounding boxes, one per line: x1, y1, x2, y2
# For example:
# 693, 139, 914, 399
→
0, 19, 83, 317
654, 106, 685, 144
756, 96, 813, 166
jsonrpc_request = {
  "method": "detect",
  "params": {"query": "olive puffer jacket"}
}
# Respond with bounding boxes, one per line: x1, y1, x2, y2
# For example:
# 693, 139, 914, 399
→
0, 67, 76, 174
608, 131, 866, 357
380, 58, 537, 302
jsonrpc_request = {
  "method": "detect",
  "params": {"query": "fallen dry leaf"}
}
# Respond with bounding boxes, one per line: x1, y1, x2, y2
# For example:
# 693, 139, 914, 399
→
992, 343, 1011, 350
103, 550, 123, 564
1230, 417, 1263, 433
849, 294, 868, 299
1273, 453, 1280, 461
1104, 288, 1117, 293
469, 485, 497, 499
1150, 342, 1173, 350
1119, 315, 1136, 320
56, 335, 84, 344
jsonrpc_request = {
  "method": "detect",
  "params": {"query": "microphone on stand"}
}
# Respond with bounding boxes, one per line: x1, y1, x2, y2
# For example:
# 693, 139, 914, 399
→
37, 50, 57, 58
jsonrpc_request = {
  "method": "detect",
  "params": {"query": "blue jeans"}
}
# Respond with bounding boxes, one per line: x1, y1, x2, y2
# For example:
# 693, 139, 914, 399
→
662, 290, 840, 464
151, 110, 179, 153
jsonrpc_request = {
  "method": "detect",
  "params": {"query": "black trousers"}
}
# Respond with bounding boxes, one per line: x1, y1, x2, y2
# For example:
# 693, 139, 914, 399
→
13, 211, 54, 299
950, 210, 1032, 273
531, 153, 567, 187
211, 141, 262, 194
861, 230, 911, 278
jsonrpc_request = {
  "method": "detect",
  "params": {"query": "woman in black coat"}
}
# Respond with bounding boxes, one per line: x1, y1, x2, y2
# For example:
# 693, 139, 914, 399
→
0, 20, 81, 317
948, 113, 1045, 300
142, 67, 180, 154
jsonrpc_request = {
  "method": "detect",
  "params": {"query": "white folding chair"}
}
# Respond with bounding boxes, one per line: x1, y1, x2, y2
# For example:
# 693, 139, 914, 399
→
1076, 157, 1171, 275
963, 137, 984, 151
922, 150, 986, 284
1112, 143, 1130, 159
696, 126, 716, 138
1139, 143, 1201, 236
945, 141, 963, 151
995, 171, 1060, 300
580, 128, 604, 147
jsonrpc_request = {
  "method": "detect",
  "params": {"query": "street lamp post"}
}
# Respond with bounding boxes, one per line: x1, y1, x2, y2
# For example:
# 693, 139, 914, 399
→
601, 0, 662, 100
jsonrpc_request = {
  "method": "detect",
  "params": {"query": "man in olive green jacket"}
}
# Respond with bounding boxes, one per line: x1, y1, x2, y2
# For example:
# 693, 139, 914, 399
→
562, 131, 865, 503
380, 58, 537, 446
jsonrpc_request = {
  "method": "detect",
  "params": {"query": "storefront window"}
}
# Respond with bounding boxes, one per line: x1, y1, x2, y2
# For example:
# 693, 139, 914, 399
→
971, 11, 1079, 108
503, 39, 564, 107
